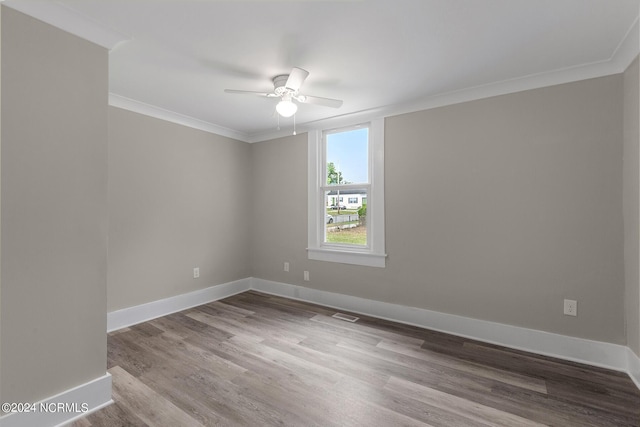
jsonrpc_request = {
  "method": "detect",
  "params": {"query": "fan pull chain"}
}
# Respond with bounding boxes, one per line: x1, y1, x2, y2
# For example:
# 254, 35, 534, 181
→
277, 112, 280, 131
293, 113, 297, 135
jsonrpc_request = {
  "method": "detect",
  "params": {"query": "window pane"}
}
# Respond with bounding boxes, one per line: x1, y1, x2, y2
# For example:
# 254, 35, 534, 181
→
326, 127, 368, 185
324, 189, 367, 246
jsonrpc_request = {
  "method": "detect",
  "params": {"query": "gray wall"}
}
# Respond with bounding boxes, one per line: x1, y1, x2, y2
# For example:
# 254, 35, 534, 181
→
250, 134, 308, 280
108, 107, 251, 311
624, 56, 640, 357
0, 2, 634, 411
1, 7, 108, 403
251, 75, 626, 344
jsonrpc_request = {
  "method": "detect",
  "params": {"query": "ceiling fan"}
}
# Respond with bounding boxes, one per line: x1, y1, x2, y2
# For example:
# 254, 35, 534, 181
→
224, 67, 343, 118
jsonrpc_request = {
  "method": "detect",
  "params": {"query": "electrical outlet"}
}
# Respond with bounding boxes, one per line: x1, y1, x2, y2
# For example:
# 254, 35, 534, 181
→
563, 299, 577, 316
284, 262, 290, 272
193, 267, 200, 279
304, 271, 309, 281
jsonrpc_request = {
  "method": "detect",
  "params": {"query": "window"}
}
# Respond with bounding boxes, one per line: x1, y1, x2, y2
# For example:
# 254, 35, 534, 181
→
307, 118, 386, 267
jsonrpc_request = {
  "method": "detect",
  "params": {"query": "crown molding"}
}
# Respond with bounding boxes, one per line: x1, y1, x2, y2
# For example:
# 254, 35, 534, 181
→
14, 0, 635, 143
132, 39, 638, 144
118, 39, 640, 144
1, 0, 130, 50
245, 63, 621, 143
246, 15, 640, 142
109, 93, 251, 142
609, 16, 640, 73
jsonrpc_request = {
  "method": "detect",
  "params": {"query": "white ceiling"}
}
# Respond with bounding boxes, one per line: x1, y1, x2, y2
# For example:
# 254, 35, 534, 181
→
4, 0, 639, 142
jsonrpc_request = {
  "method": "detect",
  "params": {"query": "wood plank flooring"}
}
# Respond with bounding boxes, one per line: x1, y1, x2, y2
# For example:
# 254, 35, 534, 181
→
72, 291, 640, 426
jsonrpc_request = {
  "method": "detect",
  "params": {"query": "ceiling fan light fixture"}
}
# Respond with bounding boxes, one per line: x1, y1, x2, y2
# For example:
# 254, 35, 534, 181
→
276, 94, 298, 117
225, 67, 343, 122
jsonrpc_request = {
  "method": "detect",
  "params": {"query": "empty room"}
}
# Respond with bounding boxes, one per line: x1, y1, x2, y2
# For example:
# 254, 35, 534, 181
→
1, 0, 640, 426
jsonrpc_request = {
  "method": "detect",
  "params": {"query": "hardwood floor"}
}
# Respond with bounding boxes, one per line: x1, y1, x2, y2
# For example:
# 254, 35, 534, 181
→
72, 291, 640, 426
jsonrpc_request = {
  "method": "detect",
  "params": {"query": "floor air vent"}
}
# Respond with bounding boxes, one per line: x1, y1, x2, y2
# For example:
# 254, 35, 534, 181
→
332, 313, 359, 322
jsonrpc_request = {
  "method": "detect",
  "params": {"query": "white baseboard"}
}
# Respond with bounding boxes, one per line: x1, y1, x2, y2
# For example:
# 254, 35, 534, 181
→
107, 278, 251, 332
250, 278, 633, 376
103, 276, 639, 390
628, 347, 640, 389
6, 277, 632, 426
0, 373, 112, 427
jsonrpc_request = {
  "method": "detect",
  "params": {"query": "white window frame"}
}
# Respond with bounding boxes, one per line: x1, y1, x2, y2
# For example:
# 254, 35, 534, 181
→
307, 118, 386, 268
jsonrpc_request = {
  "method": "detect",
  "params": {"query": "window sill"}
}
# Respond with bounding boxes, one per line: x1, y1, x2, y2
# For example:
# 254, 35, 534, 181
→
307, 247, 387, 268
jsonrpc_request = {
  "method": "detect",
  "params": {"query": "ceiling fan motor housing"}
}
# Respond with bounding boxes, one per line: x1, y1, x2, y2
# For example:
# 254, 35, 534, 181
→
273, 75, 290, 95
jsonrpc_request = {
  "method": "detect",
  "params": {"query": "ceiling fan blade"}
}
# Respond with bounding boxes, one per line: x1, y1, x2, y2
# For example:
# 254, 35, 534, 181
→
297, 94, 343, 108
285, 67, 309, 92
224, 89, 275, 97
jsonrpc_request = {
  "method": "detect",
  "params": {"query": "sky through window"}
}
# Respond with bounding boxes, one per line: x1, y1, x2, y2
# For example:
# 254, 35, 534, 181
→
326, 128, 368, 184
